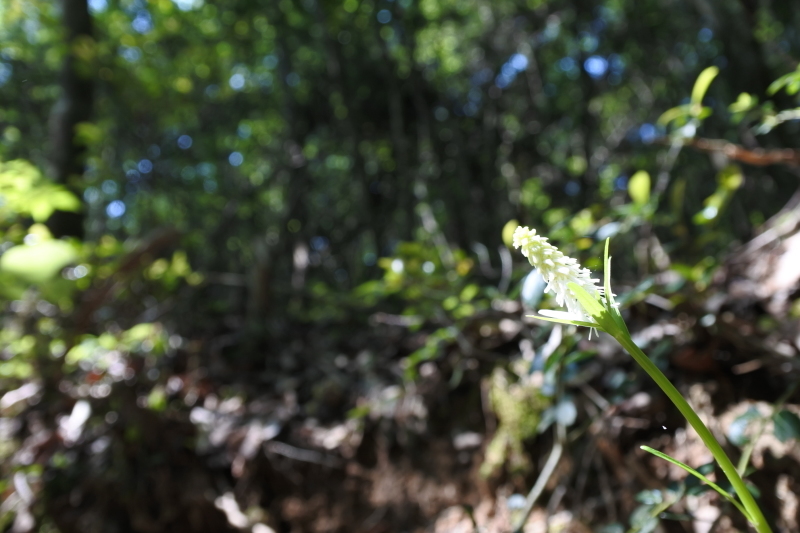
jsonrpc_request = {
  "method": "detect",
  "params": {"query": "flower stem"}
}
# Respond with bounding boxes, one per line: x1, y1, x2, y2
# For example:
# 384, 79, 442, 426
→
614, 334, 772, 533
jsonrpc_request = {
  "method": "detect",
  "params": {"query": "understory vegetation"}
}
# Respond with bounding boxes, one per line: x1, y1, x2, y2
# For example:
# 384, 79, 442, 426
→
2, 0, 800, 531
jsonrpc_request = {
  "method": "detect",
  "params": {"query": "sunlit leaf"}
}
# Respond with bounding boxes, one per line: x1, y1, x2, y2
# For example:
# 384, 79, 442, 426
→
729, 93, 756, 114
767, 68, 800, 96
657, 104, 690, 127
0, 241, 78, 283
718, 165, 743, 191
691, 66, 719, 109
502, 219, 518, 248
628, 170, 651, 206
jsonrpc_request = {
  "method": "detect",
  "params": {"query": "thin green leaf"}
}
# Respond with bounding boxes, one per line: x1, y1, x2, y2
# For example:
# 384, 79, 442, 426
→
604, 238, 613, 308
527, 314, 599, 329
563, 350, 596, 366
640, 446, 753, 522
543, 348, 565, 374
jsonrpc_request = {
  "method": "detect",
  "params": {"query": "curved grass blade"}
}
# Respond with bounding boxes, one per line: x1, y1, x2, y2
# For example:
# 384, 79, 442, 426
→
640, 446, 754, 522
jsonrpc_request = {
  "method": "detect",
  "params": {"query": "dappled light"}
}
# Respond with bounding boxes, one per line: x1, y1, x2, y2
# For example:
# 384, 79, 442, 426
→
2, 0, 800, 531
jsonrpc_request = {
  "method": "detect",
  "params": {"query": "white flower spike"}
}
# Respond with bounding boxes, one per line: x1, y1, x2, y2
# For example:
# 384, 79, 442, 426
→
512, 226, 604, 327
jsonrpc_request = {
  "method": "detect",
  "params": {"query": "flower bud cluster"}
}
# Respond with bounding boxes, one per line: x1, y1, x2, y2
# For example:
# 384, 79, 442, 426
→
512, 226, 603, 323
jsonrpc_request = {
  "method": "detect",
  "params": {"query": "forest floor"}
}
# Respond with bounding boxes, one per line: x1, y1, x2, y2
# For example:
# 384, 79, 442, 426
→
195, 305, 800, 533
202, 213, 800, 533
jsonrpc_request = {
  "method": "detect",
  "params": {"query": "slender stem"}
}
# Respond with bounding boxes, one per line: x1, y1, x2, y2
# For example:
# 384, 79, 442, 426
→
737, 416, 767, 478
615, 334, 772, 533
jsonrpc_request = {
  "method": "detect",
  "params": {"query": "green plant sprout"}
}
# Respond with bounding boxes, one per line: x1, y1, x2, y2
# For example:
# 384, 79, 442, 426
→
512, 226, 772, 533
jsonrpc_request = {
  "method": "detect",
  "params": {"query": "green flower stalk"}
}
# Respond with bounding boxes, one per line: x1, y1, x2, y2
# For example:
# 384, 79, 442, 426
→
513, 227, 772, 533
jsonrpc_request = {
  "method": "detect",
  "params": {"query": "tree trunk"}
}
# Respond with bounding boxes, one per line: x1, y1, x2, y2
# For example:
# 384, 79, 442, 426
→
47, 0, 93, 239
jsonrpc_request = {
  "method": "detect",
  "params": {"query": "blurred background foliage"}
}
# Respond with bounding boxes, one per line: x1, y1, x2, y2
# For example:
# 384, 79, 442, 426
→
2, 0, 800, 531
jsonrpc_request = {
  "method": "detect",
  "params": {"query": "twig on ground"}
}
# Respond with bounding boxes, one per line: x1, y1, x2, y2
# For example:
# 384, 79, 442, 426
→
511, 426, 565, 533
263, 441, 342, 468
595, 452, 618, 524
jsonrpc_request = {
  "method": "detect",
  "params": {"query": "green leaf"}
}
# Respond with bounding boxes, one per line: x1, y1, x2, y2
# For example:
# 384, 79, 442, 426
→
746, 480, 762, 499
628, 171, 651, 206
728, 92, 756, 114
718, 165, 743, 191
635, 489, 663, 505
767, 69, 800, 96
529, 314, 598, 329
563, 350, 596, 366
0, 160, 81, 221
347, 405, 371, 419
460, 283, 479, 302
657, 104, 690, 127
567, 282, 617, 334
567, 282, 604, 316
640, 446, 753, 522
630, 504, 660, 533
147, 386, 167, 411
686, 483, 714, 496
543, 347, 565, 374
28, 186, 82, 222
728, 407, 760, 446
0, 241, 78, 283
691, 66, 719, 109
502, 219, 518, 248
773, 410, 800, 442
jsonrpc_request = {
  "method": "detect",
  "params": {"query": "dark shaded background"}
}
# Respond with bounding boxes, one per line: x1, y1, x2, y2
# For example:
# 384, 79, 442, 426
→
2, 0, 800, 531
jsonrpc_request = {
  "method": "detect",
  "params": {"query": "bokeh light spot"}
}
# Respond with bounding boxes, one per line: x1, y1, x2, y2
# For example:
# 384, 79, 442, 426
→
106, 200, 126, 218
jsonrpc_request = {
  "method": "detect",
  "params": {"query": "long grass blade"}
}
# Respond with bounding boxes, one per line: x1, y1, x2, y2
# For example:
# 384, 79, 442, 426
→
640, 446, 753, 522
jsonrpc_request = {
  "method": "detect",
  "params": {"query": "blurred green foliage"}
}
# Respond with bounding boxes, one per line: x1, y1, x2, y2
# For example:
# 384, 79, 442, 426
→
1, 0, 800, 529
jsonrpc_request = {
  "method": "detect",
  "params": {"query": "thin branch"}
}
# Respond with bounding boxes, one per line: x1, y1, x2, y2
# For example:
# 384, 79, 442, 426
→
511, 429, 564, 533
674, 137, 800, 166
